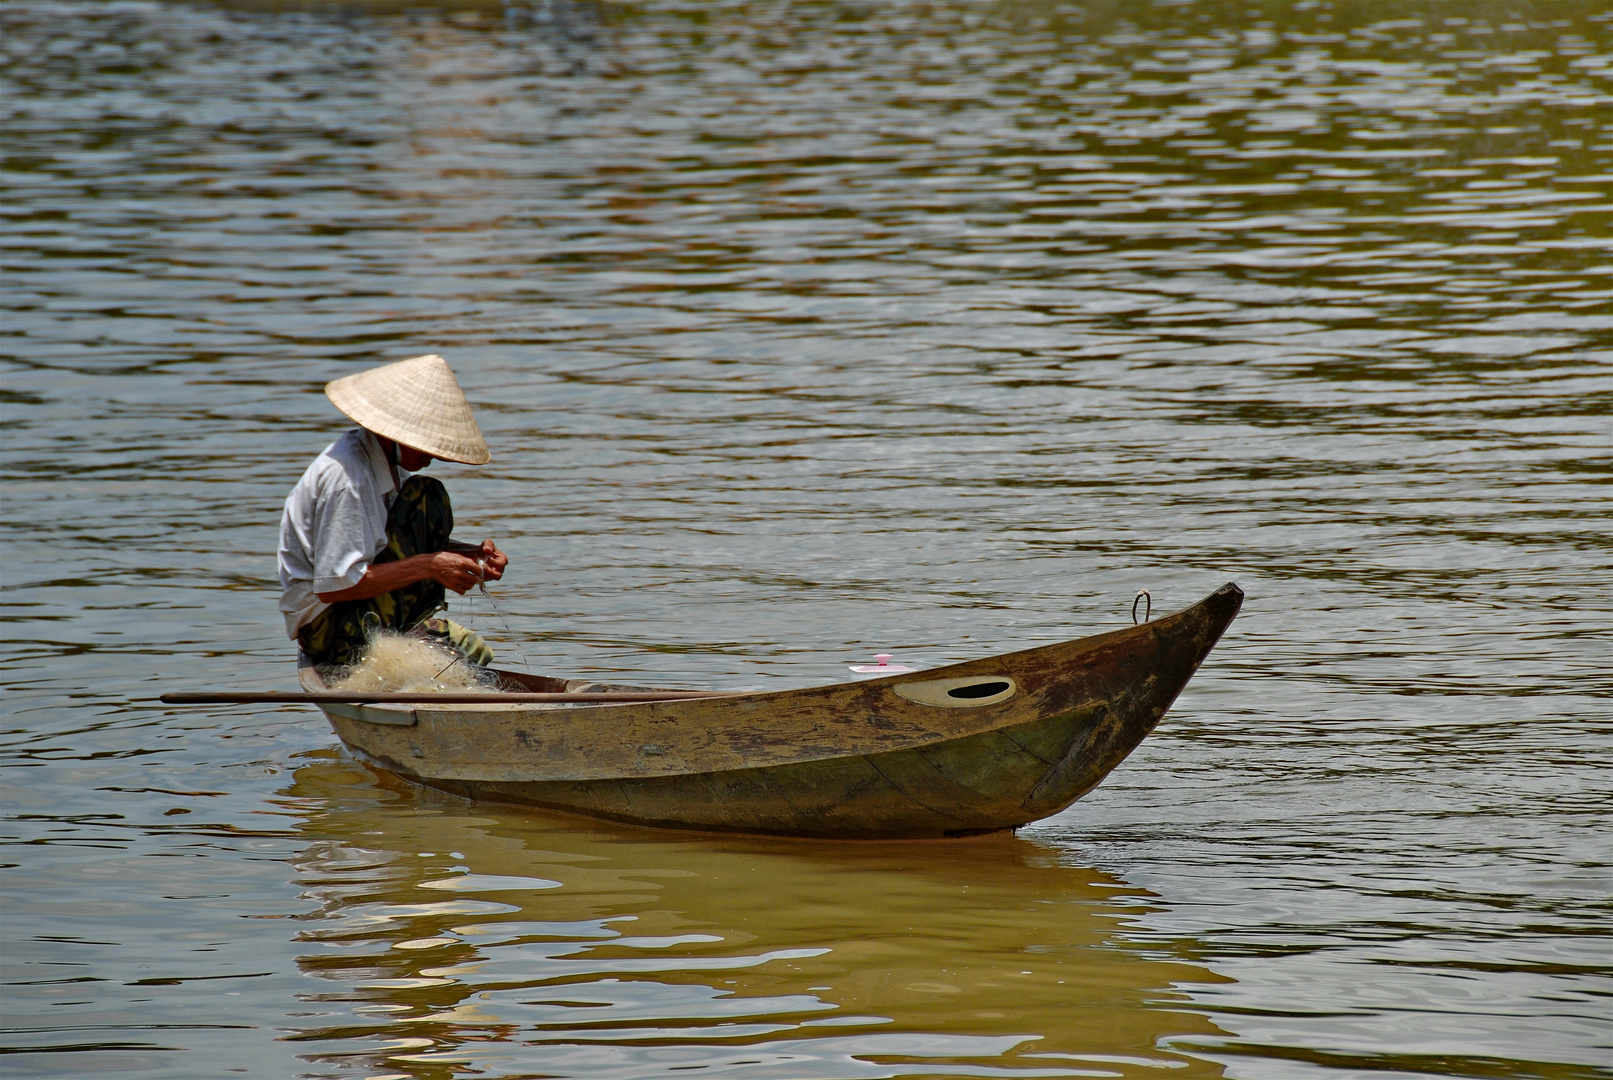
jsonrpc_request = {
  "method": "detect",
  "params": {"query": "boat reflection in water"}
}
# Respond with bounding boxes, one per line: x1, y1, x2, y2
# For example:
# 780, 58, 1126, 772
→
281, 755, 1231, 1079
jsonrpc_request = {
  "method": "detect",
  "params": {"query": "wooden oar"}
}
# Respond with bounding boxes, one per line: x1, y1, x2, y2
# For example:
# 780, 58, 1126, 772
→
160, 690, 737, 706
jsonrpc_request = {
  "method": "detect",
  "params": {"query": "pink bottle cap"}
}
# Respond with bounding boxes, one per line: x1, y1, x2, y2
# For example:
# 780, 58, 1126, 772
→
848, 652, 915, 675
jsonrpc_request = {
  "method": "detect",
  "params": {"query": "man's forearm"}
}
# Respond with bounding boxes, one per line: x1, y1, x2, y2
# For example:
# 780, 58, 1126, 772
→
315, 549, 486, 604
316, 557, 433, 604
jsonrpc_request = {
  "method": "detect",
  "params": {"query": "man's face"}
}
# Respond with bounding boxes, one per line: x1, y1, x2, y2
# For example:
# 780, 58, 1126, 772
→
373, 434, 436, 472
396, 444, 435, 472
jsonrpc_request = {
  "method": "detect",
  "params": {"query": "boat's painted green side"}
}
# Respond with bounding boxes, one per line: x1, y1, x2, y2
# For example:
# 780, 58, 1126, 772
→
305, 583, 1242, 838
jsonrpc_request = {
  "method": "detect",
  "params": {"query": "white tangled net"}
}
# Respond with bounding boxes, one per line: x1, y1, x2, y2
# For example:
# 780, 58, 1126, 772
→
328, 631, 500, 695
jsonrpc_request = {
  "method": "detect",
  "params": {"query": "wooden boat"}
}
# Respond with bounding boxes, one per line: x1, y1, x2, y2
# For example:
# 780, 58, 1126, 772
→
301, 582, 1243, 838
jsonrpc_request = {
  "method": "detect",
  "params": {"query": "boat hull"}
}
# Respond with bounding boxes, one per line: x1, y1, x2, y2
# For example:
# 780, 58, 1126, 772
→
308, 583, 1242, 838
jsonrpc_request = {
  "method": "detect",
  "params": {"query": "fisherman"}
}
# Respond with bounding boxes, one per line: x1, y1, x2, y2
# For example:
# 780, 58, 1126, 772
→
278, 354, 509, 670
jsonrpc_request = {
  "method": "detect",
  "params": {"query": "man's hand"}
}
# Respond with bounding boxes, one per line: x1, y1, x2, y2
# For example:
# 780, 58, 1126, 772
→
425, 551, 487, 595
475, 540, 508, 582
446, 539, 509, 582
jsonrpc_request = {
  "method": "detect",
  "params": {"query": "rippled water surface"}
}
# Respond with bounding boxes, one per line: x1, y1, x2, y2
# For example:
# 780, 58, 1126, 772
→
3, 1, 1611, 1077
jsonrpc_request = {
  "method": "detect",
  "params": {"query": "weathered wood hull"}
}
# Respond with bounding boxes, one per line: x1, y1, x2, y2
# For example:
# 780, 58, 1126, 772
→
306, 583, 1242, 838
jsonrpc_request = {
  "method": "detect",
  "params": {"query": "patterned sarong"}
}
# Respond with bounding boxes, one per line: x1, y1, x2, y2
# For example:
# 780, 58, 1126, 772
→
298, 475, 491, 670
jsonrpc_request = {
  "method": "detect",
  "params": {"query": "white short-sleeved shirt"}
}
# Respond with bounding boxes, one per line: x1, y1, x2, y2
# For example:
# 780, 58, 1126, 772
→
277, 428, 408, 639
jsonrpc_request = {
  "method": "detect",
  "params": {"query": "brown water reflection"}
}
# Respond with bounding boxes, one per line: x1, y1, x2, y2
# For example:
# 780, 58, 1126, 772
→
284, 752, 1230, 1078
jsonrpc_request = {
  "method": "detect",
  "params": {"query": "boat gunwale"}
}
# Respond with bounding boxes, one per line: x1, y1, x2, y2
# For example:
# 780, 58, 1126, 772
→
303, 584, 1231, 725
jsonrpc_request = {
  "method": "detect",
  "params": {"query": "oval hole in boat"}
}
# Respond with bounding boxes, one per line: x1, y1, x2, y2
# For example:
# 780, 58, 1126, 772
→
893, 676, 1018, 708
947, 680, 1011, 700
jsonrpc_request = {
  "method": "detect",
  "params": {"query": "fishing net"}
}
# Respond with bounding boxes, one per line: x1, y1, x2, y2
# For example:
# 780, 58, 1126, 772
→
328, 630, 502, 695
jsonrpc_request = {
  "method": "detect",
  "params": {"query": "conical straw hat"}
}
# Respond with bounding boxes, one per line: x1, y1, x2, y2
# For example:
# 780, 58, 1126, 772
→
325, 354, 491, 464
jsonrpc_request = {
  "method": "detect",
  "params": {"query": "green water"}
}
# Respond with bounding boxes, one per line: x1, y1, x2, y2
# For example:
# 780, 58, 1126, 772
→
2, 2, 1610, 1077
